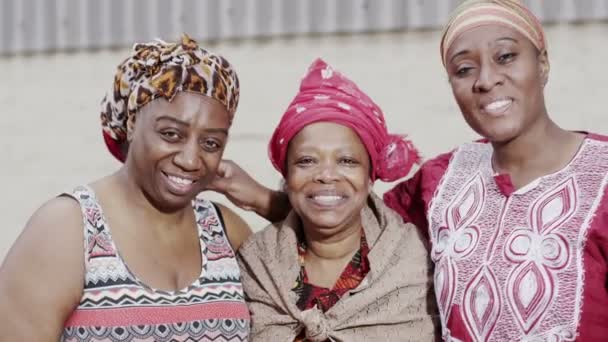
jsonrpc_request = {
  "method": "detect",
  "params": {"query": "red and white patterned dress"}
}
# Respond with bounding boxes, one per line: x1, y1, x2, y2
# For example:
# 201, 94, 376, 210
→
61, 186, 250, 341
385, 133, 608, 341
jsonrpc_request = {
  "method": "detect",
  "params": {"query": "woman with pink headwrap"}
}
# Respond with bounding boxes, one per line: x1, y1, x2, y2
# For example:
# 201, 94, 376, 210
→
213, 0, 608, 340
236, 58, 438, 341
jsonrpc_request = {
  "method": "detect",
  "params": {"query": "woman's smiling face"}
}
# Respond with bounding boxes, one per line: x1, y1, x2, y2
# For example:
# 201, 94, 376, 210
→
446, 25, 549, 144
285, 122, 371, 236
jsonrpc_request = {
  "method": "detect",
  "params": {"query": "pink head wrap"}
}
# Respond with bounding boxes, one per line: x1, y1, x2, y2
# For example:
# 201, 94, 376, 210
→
268, 58, 420, 182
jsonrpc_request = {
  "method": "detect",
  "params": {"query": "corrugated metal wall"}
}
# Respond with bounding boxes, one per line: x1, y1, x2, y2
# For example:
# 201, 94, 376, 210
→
1, 0, 607, 55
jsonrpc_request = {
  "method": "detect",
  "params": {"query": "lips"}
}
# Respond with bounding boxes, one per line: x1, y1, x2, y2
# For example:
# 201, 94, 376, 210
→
480, 97, 513, 117
307, 190, 347, 208
161, 171, 197, 196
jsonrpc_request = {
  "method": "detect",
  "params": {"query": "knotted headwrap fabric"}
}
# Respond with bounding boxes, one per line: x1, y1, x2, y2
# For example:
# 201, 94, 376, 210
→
268, 58, 420, 182
100, 34, 240, 162
440, 0, 546, 67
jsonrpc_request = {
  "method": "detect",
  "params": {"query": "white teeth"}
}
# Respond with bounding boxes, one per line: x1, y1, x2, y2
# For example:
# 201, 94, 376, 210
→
312, 195, 343, 204
168, 175, 193, 185
485, 99, 512, 111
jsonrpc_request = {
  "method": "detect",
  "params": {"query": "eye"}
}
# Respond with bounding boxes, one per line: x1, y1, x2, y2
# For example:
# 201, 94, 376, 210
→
202, 138, 222, 152
295, 156, 315, 167
160, 130, 182, 142
339, 157, 359, 166
497, 52, 517, 64
455, 66, 473, 77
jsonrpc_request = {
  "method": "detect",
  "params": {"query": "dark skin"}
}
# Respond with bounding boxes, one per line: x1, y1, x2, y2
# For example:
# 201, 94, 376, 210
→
446, 25, 585, 190
285, 122, 372, 288
209, 25, 585, 222
0, 92, 251, 340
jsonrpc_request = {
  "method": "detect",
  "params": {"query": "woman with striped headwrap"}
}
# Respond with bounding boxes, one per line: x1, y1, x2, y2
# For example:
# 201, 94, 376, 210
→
383, 1, 608, 340
0, 35, 251, 341
212, 0, 608, 340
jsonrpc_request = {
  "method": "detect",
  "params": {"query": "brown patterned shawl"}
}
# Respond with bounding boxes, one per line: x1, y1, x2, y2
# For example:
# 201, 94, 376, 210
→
237, 193, 439, 341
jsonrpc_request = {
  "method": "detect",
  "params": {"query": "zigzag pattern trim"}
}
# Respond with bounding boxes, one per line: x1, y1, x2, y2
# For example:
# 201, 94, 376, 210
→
79, 289, 245, 308
63, 318, 249, 342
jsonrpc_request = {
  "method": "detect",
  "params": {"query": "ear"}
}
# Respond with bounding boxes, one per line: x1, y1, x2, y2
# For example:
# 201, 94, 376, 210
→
538, 49, 550, 87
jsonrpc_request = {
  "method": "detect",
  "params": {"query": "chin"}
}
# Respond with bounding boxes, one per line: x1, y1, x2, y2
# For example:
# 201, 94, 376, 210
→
483, 133, 513, 144
155, 193, 195, 213
477, 124, 522, 144
310, 220, 346, 230
303, 210, 361, 233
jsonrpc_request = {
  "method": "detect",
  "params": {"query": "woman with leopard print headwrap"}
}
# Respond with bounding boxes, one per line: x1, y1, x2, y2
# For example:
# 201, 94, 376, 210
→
0, 34, 251, 341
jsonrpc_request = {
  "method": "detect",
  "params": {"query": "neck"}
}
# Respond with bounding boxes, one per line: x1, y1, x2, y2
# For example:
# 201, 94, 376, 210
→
491, 116, 572, 175
303, 221, 362, 261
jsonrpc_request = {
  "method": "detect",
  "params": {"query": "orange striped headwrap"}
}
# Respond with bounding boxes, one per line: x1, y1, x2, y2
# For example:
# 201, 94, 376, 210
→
440, 0, 546, 67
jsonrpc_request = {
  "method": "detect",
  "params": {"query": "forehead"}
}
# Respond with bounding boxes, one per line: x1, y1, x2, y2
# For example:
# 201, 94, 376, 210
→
447, 24, 532, 59
289, 122, 367, 153
140, 92, 230, 125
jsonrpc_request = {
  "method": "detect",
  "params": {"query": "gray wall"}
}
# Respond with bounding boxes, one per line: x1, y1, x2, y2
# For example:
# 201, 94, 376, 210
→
2, 0, 608, 55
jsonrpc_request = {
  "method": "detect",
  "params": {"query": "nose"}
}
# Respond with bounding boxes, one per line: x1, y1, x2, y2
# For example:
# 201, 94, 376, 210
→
313, 160, 340, 184
173, 139, 203, 172
474, 60, 503, 93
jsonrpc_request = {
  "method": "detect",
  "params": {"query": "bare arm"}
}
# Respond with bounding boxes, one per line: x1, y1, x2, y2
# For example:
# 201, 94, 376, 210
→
208, 160, 291, 223
0, 197, 85, 340
215, 202, 253, 251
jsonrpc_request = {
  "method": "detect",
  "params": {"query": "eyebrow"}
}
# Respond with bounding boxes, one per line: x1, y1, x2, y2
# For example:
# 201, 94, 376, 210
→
156, 115, 189, 126
449, 36, 519, 65
156, 115, 229, 135
449, 49, 470, 65
204, 128, 229, 136
496, 37, 518, 44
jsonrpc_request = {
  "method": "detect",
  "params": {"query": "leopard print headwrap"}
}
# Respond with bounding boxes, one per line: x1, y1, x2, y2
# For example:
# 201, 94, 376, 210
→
100, 34, 240, 162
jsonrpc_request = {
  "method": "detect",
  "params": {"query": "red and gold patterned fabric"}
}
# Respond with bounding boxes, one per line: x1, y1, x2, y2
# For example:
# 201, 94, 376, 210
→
292, 232, 370, 313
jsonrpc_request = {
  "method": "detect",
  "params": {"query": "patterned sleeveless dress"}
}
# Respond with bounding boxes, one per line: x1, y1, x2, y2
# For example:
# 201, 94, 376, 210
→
61, 186, 250, 341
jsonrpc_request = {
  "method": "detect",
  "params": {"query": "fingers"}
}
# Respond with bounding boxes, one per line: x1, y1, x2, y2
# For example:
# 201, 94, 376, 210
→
219, 159, 238, 177
207, 174, 230, 192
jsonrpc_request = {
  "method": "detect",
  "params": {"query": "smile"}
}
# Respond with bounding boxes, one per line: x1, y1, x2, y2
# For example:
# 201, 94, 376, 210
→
482, 98, 513, 117
308, 193, 347, 208
162, 171, 197, 195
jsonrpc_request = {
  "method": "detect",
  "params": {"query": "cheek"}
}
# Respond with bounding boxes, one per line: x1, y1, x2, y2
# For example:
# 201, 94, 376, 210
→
201, 154, 223, 176
285, 170, 309, 192
130, 135, 158, 167
138, 131, 170, 157
519, 73, 544, 97
451, 82, 473, 110
346, 170, 371, 194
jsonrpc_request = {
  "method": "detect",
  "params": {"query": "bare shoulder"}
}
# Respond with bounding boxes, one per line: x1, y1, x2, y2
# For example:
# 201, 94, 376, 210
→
4, 195, 84, 265
0, 195, 85, 340
213, 202, 253, 251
